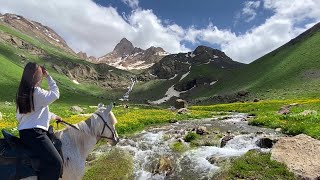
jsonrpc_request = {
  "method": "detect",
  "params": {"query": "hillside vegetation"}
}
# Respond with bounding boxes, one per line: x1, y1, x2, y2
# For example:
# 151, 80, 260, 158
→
194, 23, 320, 102
0, 23, 129, 104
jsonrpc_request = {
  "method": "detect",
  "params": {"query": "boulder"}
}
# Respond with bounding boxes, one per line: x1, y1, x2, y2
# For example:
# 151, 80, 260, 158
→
271, 134, 320, 179
278, 103, 299, 115
299, 110, 317, 116
255, 138, 273, 148
174, 99, 188, 109
70, 106, 83, 113
153, 156, 173, 175
177, 108, 189, 114
169, 119, 178, 123
237, 90, 249, 97
220, 134, 234, 148
52, 64, 63, 74
278, 105, 291, 115
206, 154, 235, 166
275, 128, 282, 132
206, 156, 227, 165
196, 126, 208, 135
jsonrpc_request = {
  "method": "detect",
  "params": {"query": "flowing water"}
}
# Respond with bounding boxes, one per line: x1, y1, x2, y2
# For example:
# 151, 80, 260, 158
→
93, 113, 282, 180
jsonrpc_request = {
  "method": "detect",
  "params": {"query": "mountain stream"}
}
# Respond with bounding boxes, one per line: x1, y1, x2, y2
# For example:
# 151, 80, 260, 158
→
90, 113, 282, 180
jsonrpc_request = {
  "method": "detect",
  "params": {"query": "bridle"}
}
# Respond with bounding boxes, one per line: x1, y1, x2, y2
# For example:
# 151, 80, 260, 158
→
94, 113, 118, 141
57, 112, 118, 142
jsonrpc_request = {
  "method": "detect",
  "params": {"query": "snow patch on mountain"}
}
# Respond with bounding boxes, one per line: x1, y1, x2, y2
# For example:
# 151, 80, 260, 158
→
149, 85, 188, 104
180, 71, 190, 81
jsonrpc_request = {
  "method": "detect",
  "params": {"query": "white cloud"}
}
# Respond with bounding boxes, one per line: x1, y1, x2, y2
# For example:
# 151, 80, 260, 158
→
186, 24, 237, 45
242, 1, 261, 22
187, 0, 320, 63
222, 18, 301, 63
0, 0, 189, 57
128, 9, 190, 52
0, 0, 319, 64
121, 0, 139, 9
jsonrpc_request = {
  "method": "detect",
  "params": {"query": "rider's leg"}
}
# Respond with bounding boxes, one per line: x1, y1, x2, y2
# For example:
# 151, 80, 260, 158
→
19, 128, 63, 180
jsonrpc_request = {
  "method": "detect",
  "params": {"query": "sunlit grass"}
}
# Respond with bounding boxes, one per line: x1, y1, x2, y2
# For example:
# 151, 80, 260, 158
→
217, 150, 296, 180
192, 98, 320, 139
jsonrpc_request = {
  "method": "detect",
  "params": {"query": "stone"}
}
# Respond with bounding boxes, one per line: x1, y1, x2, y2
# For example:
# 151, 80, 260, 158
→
255, 138, 273, 148
169, 119, 178, 123
278, 105, 291, 115
177, 108, 189, 114
241, 118, 247, 121
174, 99, 188, 109
275, 128, 282, 132
299, 110, 317, 116
206, 156, 227, 165
220, 135, 234, 148
237, 90, 249, 97
278, 103, 299, 115
154, 156, 173, 175
177, 138, 184, 143
271, 134, 320, 179
70, 106, 83, 113
196, 126, 208, 135
253, 98, 260, 102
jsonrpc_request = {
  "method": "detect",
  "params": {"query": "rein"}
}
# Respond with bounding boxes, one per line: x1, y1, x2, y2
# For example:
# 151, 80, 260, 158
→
56, 119, 80, 130
56, 113, 116, 141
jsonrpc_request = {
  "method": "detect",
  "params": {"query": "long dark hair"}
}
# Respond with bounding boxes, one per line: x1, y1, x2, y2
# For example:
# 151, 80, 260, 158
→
16, 62, 42, 114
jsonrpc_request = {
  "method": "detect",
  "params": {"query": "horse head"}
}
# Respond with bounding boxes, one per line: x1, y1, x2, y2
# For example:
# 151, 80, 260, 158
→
92, 103, 119, 146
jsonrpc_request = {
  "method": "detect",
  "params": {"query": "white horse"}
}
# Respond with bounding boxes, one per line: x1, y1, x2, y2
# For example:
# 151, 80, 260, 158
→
21, 103, 119, 180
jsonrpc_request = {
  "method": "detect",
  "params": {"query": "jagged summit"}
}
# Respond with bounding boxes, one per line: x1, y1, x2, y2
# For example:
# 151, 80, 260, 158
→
113, 38, 135, 56
150, 45, 244, 79
193, 46, 229, 58
93, 38, 169, 70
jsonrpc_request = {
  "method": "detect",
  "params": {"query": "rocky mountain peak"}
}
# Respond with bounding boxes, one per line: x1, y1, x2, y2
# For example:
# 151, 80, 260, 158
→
194, 46, 212, 54
132, 47, 144, 54
145, 46, 166, 56
77, 51, 87, 59
113, 38, 134, 56
193, 45, 229, 59
96, 38, 168, 70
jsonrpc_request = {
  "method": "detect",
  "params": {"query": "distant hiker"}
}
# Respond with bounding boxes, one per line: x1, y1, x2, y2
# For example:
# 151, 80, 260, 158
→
16, 62, 63, 180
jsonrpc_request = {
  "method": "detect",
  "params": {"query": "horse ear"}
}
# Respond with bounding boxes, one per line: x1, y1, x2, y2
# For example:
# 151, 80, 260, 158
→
104, 103, 113, 114
98, 103, 104, 108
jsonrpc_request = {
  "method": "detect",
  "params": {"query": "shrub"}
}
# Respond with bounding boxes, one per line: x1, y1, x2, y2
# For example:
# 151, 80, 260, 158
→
184, 132, 200, 142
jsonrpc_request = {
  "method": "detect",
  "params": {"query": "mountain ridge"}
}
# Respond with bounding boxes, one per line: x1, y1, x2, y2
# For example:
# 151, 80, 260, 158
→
93, 38, 169, 70
0, 13, 76, 55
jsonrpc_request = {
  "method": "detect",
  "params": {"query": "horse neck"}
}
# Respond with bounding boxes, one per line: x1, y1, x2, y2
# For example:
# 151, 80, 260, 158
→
56, 117, 102, 159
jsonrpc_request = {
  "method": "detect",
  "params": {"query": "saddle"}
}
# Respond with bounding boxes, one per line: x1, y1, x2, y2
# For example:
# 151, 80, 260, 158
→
0, 126, 63, 180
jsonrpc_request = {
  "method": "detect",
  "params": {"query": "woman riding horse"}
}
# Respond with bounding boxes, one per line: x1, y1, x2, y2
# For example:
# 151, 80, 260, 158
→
16, 62, 63, 180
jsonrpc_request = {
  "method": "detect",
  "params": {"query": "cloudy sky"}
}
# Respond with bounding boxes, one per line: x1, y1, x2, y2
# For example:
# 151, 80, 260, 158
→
0, 0, 319, 63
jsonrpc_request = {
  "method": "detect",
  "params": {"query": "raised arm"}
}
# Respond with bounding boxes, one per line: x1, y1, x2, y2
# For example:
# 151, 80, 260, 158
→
34, 75, 60, 107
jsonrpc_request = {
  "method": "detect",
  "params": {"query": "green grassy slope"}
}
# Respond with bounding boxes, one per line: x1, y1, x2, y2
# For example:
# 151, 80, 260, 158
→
195, 23, 320, 101
0, 23, 128, 104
